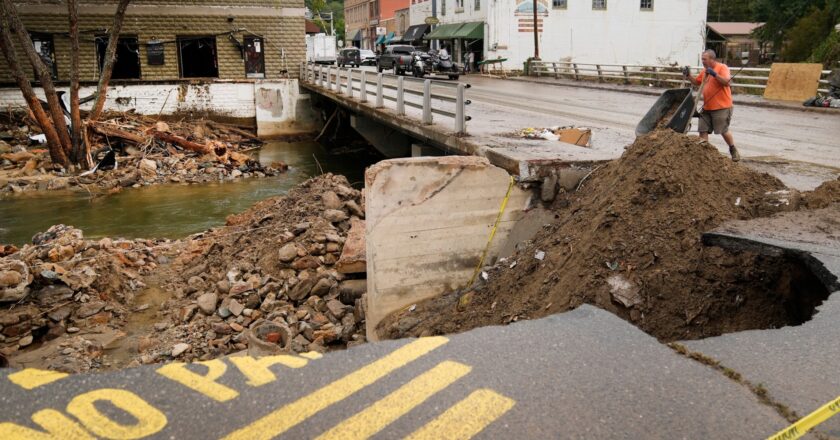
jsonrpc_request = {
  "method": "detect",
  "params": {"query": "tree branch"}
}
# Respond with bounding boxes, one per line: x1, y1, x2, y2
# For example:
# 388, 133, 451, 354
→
88, 0, 131, 122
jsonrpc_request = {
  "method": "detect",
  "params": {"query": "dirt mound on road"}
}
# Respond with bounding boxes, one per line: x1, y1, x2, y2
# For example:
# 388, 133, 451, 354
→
379, 131, 819, 342
802, 176, 840, 209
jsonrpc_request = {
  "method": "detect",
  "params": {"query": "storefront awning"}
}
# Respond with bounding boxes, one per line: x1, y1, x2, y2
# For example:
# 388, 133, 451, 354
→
349, 29, 362, 42
424, 23, 462, 40
453, 21, 484, 39
401, 24, 430, 43
382, 32, 396, 44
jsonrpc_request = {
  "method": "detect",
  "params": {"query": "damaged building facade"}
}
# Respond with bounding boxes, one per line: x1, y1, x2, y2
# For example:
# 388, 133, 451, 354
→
0, 0, 316, 137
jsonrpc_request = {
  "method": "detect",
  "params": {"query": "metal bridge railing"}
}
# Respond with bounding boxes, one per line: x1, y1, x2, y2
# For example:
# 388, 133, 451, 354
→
300, 63, 471, 135
528, 61, 833, 95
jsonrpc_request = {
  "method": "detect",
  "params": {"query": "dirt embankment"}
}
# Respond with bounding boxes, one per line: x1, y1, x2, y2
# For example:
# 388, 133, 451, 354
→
379, 131, 839, 342
0, 174, 367, 371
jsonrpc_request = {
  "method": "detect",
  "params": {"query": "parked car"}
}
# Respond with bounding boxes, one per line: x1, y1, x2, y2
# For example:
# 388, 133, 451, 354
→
360, 49, 377, 66
377, 45, 415, 75
336, 47, 361, 67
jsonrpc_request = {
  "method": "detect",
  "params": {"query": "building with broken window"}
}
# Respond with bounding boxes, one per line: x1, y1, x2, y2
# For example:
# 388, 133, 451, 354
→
0, 0, 306, 83
0, 1, 316, 138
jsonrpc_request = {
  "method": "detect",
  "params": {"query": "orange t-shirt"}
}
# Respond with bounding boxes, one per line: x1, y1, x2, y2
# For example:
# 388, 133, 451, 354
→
695, 63, 733, 111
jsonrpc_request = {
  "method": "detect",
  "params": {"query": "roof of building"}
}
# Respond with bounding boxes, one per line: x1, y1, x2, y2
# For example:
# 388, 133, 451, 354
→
305, 20, 322, 34
707, 22, 764, 36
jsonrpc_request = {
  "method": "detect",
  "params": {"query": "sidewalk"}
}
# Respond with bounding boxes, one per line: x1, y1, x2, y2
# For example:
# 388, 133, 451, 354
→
505, 75, 840, 114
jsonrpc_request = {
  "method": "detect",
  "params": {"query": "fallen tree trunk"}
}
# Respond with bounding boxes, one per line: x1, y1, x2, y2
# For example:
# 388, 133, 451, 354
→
90, 122, 146, 145
206, 121, 263, 143
148, 130, 213, 154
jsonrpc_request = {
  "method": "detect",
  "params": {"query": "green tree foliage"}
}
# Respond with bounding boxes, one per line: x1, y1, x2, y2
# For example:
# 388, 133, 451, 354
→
781, 5, 838, 62
751, 0, 826, 47
810, 31, 840, 67
306, 0, 346, 41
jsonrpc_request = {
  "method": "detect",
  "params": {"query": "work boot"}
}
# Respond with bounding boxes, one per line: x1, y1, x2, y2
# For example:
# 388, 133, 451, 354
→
729, 145, 741, 162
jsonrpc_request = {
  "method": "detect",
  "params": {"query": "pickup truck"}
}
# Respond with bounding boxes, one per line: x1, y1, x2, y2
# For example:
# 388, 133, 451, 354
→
377, 45, 415, 75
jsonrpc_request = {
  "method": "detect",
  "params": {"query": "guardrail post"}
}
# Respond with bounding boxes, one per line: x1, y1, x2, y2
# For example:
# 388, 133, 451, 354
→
455, 83, 466, 134
573, 63, 579, 81
652, 66, 659, 87
622, 65, 629, 85
396, 76, 405, 115
376, 73, 384, 108
552, 62, 558, 79
360, 71, 367, 103
596, 64, 603, 82
422, 79, 432, 124
347, 69, 354, 98
535, 60, 541, 77
336, 68, 342, 93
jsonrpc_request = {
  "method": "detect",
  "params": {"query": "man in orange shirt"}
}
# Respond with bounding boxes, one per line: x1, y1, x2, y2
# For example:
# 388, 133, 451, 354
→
684, 49, 741, 161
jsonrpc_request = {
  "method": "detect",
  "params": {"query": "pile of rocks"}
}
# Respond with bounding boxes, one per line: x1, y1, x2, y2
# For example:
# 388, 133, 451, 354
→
133, 174, 368, 364
0, 225, 167, 361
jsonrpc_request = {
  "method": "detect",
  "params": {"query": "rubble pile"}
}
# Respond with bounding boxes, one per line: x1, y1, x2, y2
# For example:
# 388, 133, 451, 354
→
0, 112, 287, 195
127, 174, 368, 364
0, 225, 169, 370
379, 130, 830, 342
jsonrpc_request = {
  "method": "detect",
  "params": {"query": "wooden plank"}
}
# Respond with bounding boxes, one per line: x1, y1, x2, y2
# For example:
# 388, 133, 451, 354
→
763, 63, 823, 102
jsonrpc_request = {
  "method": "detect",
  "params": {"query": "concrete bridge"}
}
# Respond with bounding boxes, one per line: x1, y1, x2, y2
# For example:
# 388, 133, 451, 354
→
301, 63, 840, 190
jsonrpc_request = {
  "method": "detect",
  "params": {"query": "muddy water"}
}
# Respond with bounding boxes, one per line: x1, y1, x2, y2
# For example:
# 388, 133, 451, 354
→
0, 141, 378, 246
101, 286, 170, 367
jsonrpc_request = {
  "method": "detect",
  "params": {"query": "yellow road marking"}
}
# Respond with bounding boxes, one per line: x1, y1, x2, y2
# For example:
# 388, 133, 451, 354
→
7, 368, 69, 390
316, 361, 472, 440
222, 336, 448, 440
66, 388, 168, 440
156, 359, 238, 402
229, 355, 308, 387
0, 409, 93, 440
406, 389, 515, 440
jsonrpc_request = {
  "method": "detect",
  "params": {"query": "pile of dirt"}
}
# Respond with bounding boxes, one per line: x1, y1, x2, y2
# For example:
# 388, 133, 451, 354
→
0, 112, 287, 195
379, 130, 820, 342
0, 225, 170, 371
801, 176, 840, 209
130, 174, 368, 365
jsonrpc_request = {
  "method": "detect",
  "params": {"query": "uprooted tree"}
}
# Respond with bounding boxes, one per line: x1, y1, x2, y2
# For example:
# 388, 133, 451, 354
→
0, 0, 131, 169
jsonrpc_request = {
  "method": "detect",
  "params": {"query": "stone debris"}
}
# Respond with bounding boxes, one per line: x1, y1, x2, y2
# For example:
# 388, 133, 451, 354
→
0, 112, 288, 195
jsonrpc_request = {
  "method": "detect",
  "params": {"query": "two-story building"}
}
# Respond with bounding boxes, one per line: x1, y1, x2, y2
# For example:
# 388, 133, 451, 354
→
425, 0, 708, 70
0, 0, 306, 83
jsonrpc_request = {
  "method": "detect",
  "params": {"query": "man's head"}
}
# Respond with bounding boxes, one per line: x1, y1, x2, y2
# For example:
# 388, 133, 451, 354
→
701, 49, 718, 68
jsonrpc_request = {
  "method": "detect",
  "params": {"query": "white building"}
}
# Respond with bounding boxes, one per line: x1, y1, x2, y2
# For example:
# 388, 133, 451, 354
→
409, 0, 433, 26
426, 0, 708, 69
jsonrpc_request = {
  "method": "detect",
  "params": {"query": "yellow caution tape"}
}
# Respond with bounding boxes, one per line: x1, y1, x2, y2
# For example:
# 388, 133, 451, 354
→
767, 395, 840, 440
467, 175, 515, 289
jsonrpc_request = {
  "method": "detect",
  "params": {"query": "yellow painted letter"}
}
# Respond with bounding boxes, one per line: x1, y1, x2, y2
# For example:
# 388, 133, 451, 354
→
66, 389, 167, 439
156, 359, 238, 402
229, 355, 308, 387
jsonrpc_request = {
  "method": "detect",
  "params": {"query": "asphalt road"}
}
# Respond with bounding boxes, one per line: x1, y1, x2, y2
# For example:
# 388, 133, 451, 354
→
0, 305, 805, 439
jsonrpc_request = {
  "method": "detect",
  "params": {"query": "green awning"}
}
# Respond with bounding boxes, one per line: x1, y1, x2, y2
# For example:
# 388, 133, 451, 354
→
424, 23, 462, 40
452, 21, 483, 39
382, 32, 396, 44
424, 22, 484, 40
375, 34, 385, 45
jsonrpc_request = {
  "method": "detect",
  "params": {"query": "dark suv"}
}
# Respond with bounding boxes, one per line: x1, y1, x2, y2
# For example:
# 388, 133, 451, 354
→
336, 47, 361, 67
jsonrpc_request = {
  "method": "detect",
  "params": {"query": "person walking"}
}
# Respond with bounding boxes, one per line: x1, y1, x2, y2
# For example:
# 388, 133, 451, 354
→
685, 49, 741, 161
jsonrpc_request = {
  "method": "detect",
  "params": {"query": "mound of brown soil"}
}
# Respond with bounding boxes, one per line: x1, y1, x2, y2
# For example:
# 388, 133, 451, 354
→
802, 176, 840, 209
379, 131, 816, 342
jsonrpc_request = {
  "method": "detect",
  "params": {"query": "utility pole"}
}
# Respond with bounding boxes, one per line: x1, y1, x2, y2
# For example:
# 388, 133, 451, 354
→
431, 0, 438, 50
532, 0, 539, 59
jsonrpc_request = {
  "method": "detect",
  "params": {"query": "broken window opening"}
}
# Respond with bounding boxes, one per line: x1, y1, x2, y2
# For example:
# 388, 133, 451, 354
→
29, 32, 58, 81
177, 36, 219, 78
244, 36, 266, 79
96, 35, 142, 80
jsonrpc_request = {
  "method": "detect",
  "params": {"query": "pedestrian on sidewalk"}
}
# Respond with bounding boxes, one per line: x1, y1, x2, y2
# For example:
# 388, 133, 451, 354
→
684, 49, 741, 161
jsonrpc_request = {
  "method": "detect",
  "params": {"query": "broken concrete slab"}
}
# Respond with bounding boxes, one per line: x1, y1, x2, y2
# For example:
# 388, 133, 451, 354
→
702, 206, 840, 291
683, 293, 840, 436
336, 218, 366, 274
364, 156, 536, 340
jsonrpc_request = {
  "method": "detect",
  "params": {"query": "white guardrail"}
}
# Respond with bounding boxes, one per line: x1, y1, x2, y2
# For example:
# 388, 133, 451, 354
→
300, 63, 472, 135
529, 61, 833, 95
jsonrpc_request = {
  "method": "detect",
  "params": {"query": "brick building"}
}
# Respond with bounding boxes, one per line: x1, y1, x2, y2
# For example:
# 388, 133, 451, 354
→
0, 0, 306, 84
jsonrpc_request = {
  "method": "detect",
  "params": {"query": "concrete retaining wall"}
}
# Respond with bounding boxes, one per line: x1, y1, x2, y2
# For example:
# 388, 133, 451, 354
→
365, 156, 540, 340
